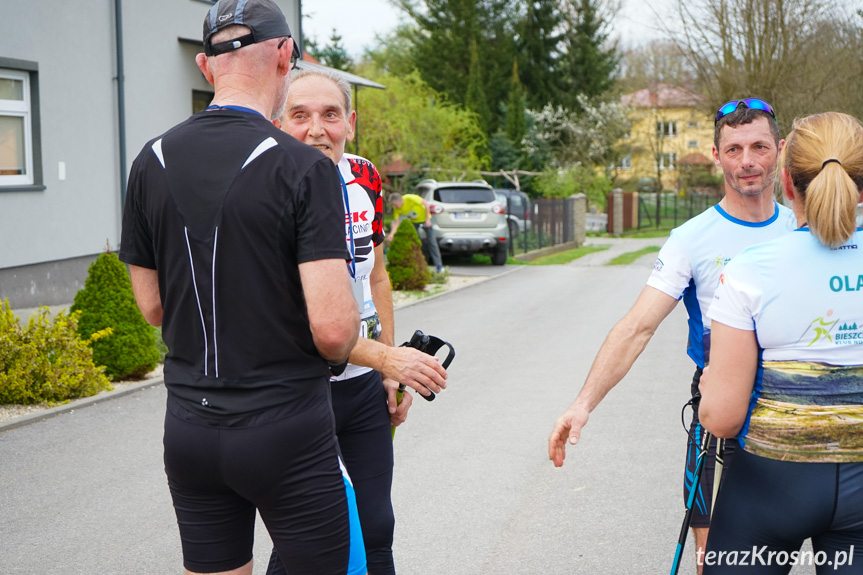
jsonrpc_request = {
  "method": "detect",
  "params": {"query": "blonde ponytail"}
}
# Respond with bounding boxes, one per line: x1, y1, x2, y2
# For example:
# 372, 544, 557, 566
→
784, 113, 863, 248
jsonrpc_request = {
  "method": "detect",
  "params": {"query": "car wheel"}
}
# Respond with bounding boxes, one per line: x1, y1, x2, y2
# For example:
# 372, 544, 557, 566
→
491, 243, 507, 266
508, 219, 519, 240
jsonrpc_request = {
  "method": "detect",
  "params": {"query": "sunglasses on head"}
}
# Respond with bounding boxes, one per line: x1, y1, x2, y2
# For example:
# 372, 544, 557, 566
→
714, 99, 776, 124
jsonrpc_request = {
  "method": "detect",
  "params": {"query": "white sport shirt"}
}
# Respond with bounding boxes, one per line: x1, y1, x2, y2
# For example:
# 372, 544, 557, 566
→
646, 201, 796, 368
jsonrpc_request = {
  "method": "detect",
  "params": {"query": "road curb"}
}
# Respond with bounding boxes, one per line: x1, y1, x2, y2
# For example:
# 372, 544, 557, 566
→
393, 266, 522, 311
0, 375, 164, 433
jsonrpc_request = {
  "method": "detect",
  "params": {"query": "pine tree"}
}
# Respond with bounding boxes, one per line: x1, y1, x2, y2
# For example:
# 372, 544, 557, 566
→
71, 252, 159, 381
466, 39, 493, 134
394, 0, 516, 134
505, 58, 526, 147
517, 0, 565, 110
319, 29, 354, 72
560, 0, 620, 111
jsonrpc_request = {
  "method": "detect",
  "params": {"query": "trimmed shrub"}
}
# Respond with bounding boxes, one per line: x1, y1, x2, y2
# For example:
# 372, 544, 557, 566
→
0, 300, 112, 405
386, 220, 430, 291
71, 252, 159, 381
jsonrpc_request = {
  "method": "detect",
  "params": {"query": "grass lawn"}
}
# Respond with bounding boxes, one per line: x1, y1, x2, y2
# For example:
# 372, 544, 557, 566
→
508, 244, 612, 265
588, 228, 673, 239
606, 245, 662, 265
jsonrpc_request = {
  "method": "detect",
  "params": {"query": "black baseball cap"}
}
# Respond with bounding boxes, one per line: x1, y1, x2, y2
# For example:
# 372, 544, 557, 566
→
203, 0, 301, 60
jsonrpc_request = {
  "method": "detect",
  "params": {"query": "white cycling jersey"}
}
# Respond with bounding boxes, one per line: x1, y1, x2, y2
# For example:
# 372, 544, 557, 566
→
646, 201, 796, 368
708, 228, 863, 462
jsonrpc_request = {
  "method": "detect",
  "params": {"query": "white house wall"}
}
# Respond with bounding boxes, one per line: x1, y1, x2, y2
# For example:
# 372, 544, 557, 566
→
0, 0, 299, 307
0, 0, 120, 270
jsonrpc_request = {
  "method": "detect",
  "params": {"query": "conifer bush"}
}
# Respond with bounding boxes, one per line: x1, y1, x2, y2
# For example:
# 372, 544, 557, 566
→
0, 300, 112, 404
71, 252, 159, 381
386, 220, 430, 291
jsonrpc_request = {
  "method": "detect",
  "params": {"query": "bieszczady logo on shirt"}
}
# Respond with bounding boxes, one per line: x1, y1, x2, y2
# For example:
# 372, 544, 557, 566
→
835, 321, 863, 346
798, 310, 863, 347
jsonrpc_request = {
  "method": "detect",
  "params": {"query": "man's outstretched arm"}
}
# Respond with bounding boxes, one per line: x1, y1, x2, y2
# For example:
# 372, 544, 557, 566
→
548, 285, 678, 467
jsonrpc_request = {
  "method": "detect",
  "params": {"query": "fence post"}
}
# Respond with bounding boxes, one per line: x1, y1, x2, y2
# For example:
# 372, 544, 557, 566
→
674, 193, 678, 228
551, 199, 557, 246
610, 188, 624, 237
569, 193, 587, 247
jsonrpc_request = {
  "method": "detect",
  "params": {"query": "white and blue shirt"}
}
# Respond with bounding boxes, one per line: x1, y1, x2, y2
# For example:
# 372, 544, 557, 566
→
646, 201, 796, 368
707, 228, 863, 462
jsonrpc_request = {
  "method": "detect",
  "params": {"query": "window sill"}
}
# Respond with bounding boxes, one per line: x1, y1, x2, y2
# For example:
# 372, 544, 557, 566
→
0, 185, 46, 192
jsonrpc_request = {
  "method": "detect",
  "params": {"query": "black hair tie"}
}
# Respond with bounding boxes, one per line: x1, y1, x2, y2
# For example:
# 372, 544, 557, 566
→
822, 158, 841, 168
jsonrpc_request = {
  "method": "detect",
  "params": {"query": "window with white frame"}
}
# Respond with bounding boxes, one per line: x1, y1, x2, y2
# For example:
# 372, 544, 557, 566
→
616, 154, 632, 170
687, 121, 698, 129
656, 121, 677, 138
688, 140, 698, 148
0, 68, 34, 186
656, 152, 677, 171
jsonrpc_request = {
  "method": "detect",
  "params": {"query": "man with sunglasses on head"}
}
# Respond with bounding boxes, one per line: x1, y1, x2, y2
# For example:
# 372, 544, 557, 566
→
119, 1, 367, 574
548, 98, 794, 573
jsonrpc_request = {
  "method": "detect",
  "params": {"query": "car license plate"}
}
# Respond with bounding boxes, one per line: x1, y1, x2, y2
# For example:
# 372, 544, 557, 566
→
453, 212, 482, 220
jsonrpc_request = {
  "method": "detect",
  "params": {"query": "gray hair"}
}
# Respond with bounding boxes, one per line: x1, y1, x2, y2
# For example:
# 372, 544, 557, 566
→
387, 192, 403, 205
291, 67, 352, 114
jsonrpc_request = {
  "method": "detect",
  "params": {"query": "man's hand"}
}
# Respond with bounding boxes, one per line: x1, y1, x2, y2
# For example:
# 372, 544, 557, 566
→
548, 404, 590, 467
384, 377, 413, 427
380, 345, 447, 398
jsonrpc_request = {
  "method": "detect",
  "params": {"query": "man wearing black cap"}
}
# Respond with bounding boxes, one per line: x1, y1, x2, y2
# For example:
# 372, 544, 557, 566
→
119, 1, 367, 574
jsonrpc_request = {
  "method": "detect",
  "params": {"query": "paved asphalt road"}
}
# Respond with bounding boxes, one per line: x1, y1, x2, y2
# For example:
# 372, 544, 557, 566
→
0, 241, 816, 574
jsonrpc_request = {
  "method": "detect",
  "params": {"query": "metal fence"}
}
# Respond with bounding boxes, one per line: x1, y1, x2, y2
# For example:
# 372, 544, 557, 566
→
508, 197, 577, 255
637, 192, 720, 230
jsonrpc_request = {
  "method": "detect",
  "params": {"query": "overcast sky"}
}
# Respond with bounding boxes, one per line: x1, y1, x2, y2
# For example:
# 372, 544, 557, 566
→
301, 0, 669, 59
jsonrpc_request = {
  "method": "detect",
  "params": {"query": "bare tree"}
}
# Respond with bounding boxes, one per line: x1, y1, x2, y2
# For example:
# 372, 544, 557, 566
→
617, 40, 696, 95
665, 0, 861, 132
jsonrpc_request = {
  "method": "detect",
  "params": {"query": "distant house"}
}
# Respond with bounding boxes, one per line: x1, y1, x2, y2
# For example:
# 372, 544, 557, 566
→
617, 84, 715, 191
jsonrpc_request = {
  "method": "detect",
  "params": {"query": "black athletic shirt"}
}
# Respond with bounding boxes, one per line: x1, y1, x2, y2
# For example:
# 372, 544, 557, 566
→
120, 108, 350, 417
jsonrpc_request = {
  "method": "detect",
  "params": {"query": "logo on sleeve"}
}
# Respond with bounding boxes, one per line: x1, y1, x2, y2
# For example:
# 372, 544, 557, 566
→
653, 257, 664, 272
714, 254, 731, 268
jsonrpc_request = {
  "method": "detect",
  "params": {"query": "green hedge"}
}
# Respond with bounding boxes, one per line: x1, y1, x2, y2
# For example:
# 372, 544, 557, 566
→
71, 252, 159, 381
0, 300, 112, 405
386, 220, 430, 291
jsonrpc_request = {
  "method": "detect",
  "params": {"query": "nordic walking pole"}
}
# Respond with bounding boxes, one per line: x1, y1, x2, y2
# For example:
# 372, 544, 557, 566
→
670, 429, 712, 575
670, 391, 711, 575
391, 330, 455, 440
711, 438, 725, 518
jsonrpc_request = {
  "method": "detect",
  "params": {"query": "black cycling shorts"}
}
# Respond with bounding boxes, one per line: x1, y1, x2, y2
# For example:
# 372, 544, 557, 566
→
268, 369, 395, 575
704, 448, 863, 574
684, 367, 737, 529
163, 385, 366, 574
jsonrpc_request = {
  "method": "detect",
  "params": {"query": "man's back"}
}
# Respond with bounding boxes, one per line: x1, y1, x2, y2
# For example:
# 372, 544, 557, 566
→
121, 108, 348, 416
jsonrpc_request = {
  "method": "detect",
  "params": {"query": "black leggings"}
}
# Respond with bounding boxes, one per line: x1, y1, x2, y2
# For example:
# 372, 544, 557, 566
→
704, 448, 863, 574
164, 389, 364, 574
268, 370, 395, 575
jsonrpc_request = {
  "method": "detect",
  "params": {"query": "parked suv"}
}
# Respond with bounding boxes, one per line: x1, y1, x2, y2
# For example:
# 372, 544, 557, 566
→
494, 189, 532, 239
414, 179, 509, 265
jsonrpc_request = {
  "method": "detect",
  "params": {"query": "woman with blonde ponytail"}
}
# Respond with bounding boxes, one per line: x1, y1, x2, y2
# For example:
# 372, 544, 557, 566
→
782, 112, 863, 248
697, 112, 863, 574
